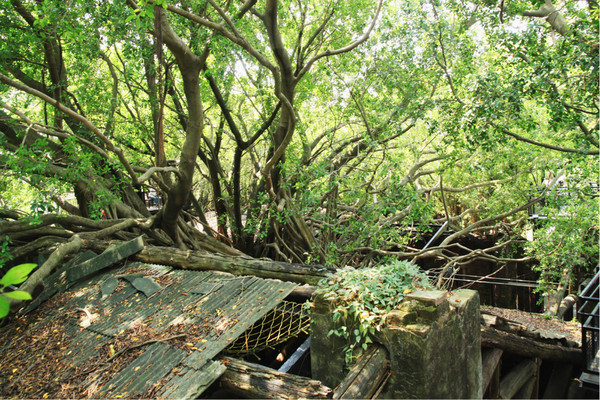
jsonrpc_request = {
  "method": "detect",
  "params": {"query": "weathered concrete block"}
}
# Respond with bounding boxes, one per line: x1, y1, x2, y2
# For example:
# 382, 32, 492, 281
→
377, 289, 482, 399
310, 292, 348, 388
310, 289, 482, 398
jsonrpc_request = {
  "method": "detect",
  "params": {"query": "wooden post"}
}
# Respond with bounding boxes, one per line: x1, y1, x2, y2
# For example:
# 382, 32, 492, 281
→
531, 358, 541, 399
332, 344, 390, 399
498, 359, 536, 399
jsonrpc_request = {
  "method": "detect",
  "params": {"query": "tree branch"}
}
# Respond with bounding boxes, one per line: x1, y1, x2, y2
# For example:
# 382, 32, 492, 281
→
521, 0, 568, 35
0, 73, 140, 184
499, 127, 599, 155
421, 177, 514, 194
298, 0, 383, 81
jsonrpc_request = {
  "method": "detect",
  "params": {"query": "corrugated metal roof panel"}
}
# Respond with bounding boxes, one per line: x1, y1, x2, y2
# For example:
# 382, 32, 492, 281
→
159, 360, 227, 399
182, 277, 297, 371
4, 260, 298, 399
96, 342, 187, 398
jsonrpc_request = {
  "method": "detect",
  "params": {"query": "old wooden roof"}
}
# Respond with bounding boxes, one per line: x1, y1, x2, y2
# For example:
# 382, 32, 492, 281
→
0, 239, 297, 399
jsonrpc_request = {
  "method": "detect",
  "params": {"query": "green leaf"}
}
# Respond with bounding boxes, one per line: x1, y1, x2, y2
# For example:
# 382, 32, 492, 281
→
0, 263, 37, 287
3, 290, 32, 300
0, 296, 9, 318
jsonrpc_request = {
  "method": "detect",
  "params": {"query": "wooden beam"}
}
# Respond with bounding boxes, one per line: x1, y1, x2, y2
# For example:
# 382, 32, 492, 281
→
333, 344, 390, 399
481, 348, 503, 394
499, 359, 536, 399
218, 356, 332, 399
85, 241, 334, 285
481, 326, 583, 365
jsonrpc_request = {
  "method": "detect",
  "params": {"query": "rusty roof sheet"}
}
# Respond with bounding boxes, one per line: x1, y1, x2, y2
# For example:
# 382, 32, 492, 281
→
0, 259, 297, 399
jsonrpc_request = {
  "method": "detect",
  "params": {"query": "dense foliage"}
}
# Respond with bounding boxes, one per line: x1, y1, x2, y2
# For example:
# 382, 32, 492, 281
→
0, 0, 597, 315
319, 260, 432, 363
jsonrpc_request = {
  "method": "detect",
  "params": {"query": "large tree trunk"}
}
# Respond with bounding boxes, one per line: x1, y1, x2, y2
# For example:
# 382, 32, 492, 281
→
155, 7, 205, 247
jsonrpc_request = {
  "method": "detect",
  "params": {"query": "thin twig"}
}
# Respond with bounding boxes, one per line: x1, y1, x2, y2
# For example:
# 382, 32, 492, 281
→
106, 333, 187, 362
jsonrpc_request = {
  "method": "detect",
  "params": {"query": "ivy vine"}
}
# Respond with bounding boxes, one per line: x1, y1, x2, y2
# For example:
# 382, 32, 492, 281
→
317, 260, 432, 365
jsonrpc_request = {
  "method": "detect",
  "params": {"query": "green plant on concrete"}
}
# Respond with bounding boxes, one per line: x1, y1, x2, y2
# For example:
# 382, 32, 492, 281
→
318, 260, 432, 364
0, 263, 36, 318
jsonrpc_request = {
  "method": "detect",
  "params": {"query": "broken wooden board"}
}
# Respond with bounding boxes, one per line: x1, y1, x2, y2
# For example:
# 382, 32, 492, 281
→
219, 356, 332, 399
481, 326, 583, 365
333, 344, 390, 399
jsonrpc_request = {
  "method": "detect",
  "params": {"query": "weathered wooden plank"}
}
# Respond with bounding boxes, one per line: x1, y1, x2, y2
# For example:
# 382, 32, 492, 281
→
67, 236, 144, 282
333, 344, 390, 399
219, 356, 332, 399
482, 348, 504, 394
481, 326, 583, 365
21, 237, 144, 314
486, 358, 502, 399
532, 357, 541, 399
542, 362, 573, 399
514, 376, 536, 399
498, 359, 536, 399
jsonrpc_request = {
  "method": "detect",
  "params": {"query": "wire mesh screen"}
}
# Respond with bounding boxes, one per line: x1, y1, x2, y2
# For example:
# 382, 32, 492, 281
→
225, 301, 310, 356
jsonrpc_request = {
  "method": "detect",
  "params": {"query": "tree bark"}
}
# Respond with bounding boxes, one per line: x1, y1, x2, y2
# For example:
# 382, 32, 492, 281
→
153, 7, 206, 247
522, 0, 569, 35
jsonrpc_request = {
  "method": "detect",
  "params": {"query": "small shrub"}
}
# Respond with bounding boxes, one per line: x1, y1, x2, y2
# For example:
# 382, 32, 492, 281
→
317, 260, 432, 364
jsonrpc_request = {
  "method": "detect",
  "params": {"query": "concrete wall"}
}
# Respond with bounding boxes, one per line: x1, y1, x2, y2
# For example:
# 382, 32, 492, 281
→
311, 289, 482, 398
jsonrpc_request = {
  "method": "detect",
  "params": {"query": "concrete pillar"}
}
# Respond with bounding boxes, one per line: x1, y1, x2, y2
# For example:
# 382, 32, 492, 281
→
311, 289, 482, 398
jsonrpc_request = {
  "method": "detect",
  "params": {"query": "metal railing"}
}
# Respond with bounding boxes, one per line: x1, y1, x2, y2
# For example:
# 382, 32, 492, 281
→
578, 268, 599, 389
